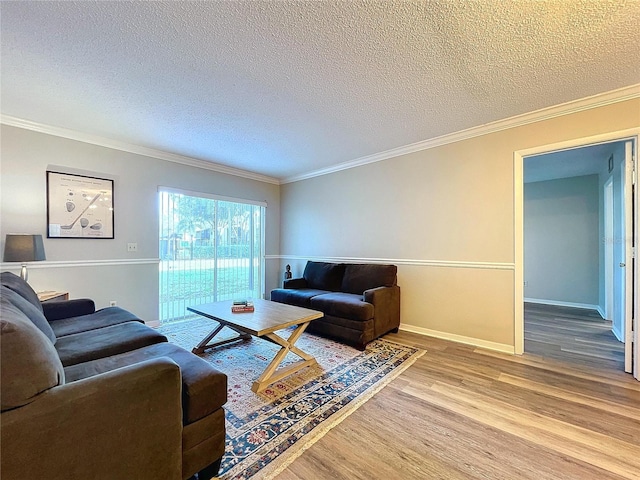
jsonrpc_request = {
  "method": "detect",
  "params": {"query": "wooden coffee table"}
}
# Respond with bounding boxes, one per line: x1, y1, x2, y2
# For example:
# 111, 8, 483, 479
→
187, 299, 323, 393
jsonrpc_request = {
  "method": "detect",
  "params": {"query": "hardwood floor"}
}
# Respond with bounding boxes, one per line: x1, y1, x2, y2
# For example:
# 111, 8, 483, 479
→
524, 302, 625, 371
276, 326, 639, 480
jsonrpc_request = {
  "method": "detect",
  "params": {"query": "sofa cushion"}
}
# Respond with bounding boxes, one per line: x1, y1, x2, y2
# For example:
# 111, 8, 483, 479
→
271, 288, 329, 308
303, 261, 345, 291
1, 286, 56, 344
1, 296, 65, 411
1, 271, 44, 313
341, 264, 397, 295
55, 322, 167, 367
306, 314, 375, 347
50, 306, 142, 337
310, 293, 374, 322
64, 342, 227, 425
42, 298, 96, 322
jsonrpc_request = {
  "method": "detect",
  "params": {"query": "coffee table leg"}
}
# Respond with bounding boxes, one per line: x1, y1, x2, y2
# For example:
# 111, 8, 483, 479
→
192, 322, 251, 354
251, 321, 317, 393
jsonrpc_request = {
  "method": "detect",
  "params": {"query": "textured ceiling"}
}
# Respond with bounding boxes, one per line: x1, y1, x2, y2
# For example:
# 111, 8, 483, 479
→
1, 1, 639, 180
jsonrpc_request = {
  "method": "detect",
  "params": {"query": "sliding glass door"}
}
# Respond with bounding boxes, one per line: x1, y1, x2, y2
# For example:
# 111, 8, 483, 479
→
159, 188, 265, 323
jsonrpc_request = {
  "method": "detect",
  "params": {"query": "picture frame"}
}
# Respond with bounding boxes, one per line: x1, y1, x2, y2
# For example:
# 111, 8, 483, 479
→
46, 171, 114, 239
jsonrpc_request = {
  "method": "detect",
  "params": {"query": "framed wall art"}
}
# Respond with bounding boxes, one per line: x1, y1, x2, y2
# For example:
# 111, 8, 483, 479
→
46, 171, 114, 239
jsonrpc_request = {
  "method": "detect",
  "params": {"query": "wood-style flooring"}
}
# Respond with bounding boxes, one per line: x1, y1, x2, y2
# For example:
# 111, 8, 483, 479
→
524, 302, 625, 371
276, 313, 639, 480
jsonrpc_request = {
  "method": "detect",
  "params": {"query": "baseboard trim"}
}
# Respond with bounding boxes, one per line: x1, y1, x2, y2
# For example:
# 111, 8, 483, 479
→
524, 297, 601, 314
612, 324, 624, 342
399, 323, 515, 354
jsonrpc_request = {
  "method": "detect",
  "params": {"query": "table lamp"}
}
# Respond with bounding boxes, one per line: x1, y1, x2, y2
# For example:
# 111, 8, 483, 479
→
3, 234, 46, 281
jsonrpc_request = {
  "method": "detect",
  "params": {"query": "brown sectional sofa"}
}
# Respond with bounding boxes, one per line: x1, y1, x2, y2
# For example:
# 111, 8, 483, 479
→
0, 272, 226, 480
271, 262, 400, 349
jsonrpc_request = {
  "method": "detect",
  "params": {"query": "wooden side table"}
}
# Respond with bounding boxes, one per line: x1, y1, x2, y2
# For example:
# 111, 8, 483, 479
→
37, 291, 69, 303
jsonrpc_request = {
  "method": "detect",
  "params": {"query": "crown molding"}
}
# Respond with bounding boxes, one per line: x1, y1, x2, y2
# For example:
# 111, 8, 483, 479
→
282, 83, 640, 183
0, 115, 280, 185
3, 84, 638, 186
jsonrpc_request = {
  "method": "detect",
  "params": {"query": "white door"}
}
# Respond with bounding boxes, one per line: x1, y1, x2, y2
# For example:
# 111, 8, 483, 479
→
622, 140, 637, 377
604, 178, 614, 323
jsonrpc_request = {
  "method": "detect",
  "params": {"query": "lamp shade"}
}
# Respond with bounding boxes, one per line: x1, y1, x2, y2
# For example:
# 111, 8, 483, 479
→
3, 234, 46, 262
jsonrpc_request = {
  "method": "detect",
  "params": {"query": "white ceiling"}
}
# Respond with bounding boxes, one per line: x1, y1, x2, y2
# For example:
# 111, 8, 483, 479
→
1, 1, 639, 181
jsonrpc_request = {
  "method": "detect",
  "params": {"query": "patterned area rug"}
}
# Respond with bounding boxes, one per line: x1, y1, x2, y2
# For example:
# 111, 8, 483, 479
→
160, 318, 424, 479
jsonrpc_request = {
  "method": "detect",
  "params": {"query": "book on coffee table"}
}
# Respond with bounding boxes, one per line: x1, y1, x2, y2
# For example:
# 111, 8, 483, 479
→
231, 300, 254, 313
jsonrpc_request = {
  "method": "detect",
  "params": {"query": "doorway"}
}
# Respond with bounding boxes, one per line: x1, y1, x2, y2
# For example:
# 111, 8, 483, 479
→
523, 143, 624, 368
514, 128, 639, 379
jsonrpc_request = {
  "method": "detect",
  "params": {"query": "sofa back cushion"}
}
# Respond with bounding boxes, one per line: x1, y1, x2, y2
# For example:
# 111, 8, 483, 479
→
303, 262, 345, 291
1, 295, 65, 411
1, 286, 56, 344
341, 264, 398, 295
1, 271, 44, 313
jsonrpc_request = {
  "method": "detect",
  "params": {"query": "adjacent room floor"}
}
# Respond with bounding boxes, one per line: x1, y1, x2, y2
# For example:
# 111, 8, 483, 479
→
524, 302, 625, 371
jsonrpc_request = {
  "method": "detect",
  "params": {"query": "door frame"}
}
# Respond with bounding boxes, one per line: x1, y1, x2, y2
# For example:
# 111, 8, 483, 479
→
514, 127, 639, 360
623, 140, 634, 373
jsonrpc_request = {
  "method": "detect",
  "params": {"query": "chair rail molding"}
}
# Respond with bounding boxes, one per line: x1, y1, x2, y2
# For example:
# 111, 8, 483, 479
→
1, 258, 160, 270
268, 255, 514, 270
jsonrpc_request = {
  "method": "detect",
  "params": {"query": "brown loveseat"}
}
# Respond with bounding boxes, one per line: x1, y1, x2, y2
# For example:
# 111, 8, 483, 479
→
271, 262, 400, 350
0, 272, 226, 480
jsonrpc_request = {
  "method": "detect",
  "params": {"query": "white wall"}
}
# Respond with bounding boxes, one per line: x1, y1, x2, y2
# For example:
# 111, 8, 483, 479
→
523, 175, 600, 307
279, 99, 640, 351
3, 99, 638, 350
0, 125, 281, 321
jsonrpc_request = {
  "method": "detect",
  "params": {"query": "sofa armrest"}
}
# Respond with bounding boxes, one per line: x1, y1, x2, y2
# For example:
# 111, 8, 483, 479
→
42, 299, 96, 321
0, 358, 183, 480
284, 277, 308, 289
364, 285, 400, 337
